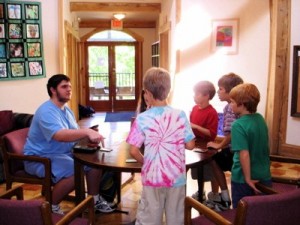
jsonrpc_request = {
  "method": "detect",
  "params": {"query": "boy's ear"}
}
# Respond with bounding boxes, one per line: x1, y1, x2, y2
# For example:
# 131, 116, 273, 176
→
204, 93, 210, 99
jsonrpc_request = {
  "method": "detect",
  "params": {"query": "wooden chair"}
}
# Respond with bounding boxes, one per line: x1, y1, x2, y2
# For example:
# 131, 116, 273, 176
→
0, 128, 53, 204
184, 184, 300, 225
0, 186, 95, 225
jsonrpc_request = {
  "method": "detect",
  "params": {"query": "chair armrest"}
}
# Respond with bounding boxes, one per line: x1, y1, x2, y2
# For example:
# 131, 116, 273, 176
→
7, 153, 52, 180
0, 186, 24, 200
184, 196, 232, 225
8, 153, 51, 165
56, 195, 95, 225
255, 182, 279, 194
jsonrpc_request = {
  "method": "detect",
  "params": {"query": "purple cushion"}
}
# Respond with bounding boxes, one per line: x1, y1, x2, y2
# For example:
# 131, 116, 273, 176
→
272, 182, 298, 193
3, 127, 29, 155
241, 189, 300, 225
0, 110, 13, 136
0, 199, 45, 225
2, 127, 29, 172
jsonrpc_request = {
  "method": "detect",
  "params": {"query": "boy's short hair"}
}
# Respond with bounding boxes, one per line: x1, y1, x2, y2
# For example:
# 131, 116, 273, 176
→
143, 67, 171, 101
218, 72, 244, 93
47, 74, 70, 97
229, 83, 260, 113
193, 80, 216, 100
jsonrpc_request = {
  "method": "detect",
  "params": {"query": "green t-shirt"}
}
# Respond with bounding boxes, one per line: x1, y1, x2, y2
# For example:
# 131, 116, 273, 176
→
231, 113, 271, 183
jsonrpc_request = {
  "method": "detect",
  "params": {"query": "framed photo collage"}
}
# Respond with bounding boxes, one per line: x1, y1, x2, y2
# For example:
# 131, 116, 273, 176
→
0, 1, 45, 80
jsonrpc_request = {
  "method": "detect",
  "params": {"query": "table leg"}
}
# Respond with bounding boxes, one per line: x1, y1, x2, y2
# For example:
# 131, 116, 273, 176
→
74, 159, 85, 205
115, 172, 122, 204
197, 164, 204, 203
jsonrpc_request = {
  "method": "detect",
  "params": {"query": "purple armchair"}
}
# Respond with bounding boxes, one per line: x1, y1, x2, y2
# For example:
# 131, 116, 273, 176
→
0, 127, 54, 205
185, 186, 300, 225
0, 186, 95, 225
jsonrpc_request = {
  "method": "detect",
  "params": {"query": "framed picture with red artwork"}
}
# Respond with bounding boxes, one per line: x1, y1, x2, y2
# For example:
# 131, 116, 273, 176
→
211, 19, 239, 55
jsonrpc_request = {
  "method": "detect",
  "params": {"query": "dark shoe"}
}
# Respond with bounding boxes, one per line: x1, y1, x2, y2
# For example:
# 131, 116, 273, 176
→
213, 195, 231, 211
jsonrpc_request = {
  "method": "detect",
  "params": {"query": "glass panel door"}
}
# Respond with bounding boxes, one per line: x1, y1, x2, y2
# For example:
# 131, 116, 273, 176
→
86, 43, 137, 112
113, 45, 136, 110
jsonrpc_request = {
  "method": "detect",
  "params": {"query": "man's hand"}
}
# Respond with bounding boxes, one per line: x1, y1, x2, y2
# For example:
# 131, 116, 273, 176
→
87, 129, 105, 146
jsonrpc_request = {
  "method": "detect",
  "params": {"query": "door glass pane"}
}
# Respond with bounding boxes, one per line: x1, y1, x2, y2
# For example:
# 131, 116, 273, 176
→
88, 46, 109, 101
115, 45, 135, 101
88, 30, 135, 42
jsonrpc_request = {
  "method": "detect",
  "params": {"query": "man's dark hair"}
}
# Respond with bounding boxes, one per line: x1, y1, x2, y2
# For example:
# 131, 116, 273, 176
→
47, 74, 70, 97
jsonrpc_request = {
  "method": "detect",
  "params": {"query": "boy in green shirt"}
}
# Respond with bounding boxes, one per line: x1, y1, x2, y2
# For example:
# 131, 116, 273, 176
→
229, 83, 272, 208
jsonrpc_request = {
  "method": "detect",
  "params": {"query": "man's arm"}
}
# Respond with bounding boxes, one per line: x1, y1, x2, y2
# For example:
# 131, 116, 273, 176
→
53, 128, 104, 145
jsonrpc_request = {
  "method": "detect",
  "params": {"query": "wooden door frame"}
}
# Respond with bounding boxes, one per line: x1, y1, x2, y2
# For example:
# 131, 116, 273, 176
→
84, 42, 138, 112
79, 28, 143, 112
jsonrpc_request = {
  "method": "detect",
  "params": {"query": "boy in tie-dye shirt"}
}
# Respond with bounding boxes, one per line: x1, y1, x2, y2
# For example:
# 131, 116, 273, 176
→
126, 67, 195, 225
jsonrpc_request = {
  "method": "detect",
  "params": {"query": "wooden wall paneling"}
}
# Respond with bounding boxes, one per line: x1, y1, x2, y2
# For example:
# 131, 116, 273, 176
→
64, 21, 80, 120
267, 0, 300, 158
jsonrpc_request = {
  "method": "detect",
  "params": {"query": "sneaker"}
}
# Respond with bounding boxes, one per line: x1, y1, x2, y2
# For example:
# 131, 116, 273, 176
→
191, 191, 206, 201
212, 194, 231, 211
95, 196, 115, 213
52, 205, 64, 215
207, 191, 221, 202
203, 199, 215, 209
99, 195, 117, 208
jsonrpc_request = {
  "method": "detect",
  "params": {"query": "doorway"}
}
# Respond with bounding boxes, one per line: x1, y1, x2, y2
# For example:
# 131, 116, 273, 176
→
85, 30, 141, 112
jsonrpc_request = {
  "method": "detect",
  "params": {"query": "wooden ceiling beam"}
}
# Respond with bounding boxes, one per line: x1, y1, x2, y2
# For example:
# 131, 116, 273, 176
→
79, 19, 156, 28
70, 2, 161, 12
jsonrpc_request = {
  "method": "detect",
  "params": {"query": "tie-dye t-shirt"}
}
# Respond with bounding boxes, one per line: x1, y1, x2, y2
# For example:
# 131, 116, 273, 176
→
126, 106, 195, 187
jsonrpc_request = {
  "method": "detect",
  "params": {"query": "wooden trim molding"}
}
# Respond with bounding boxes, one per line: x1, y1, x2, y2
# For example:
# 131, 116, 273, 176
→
266, 0, 293, 156
80, 28, 144, 43
79, 19, 156, 28
65, 21, 80, 40
70, 2, 161, 13
176, 0, 181, 24
281, 144, 300, 158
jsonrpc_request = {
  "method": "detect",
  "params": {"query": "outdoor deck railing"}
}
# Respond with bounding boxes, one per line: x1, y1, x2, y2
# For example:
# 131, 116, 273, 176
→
89, 72, 135, 87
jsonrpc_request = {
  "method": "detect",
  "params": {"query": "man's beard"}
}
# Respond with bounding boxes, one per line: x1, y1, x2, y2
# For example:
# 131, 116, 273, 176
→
57, 91, 70, 103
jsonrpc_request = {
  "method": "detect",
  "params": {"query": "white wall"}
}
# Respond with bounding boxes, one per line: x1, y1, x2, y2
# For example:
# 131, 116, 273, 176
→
0, 0, 298, 146
0, 0, 59, 114
169, 0, 270, 115
286, 0, 300, 145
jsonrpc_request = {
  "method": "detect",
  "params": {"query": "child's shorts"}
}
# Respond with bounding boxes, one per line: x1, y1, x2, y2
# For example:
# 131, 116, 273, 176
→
214, 147, 233, 171
191, 163, 213, 181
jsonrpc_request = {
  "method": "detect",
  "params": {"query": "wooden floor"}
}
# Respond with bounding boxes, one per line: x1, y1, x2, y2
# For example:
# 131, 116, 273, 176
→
0, 112, 229, 225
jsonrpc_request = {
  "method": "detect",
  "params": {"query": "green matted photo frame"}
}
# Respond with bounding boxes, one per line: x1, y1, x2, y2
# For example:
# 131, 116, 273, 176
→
0, 1, 45, 81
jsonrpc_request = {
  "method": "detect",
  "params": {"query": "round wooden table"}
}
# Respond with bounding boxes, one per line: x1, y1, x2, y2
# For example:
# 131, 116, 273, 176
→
73, 134, 216, 204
